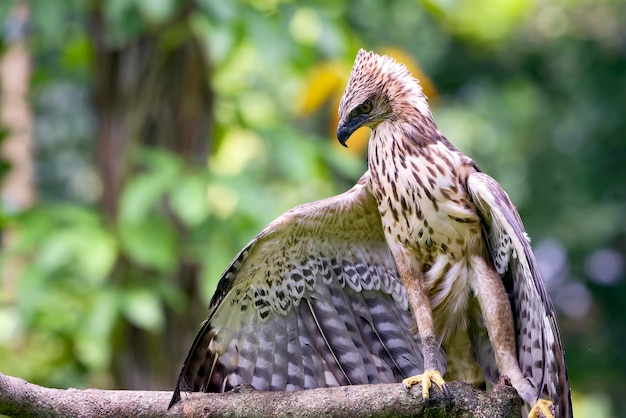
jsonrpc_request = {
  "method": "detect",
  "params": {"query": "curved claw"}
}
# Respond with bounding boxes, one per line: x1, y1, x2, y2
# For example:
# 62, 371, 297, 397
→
402, 369, 448, 399
441, 381, 451, 397
528, 399, 555, 418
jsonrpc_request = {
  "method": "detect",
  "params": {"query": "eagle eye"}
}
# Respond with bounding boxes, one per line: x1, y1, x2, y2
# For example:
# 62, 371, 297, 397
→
349, 100, 373, 118
358, 101, 372, 113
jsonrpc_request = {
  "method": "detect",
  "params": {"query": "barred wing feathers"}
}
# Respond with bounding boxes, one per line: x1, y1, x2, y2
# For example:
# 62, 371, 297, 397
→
467, 172, 572, 418
170, 173, 442, 407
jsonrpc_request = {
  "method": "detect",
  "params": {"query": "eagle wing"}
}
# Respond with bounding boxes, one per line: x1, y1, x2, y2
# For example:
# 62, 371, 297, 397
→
467, 172, 572, 418
170, 173, 445, 407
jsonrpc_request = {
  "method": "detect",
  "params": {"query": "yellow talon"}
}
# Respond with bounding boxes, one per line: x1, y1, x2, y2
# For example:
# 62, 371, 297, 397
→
402, 369, 448, 399
528, 399, 555, 418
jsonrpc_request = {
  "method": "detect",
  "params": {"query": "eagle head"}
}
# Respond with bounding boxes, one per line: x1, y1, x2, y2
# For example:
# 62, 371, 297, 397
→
336, 49, 430, 147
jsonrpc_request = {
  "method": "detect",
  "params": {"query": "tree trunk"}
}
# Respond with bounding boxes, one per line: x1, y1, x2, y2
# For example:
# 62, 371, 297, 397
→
0, 2, 34, 296
89, 1, 213, 390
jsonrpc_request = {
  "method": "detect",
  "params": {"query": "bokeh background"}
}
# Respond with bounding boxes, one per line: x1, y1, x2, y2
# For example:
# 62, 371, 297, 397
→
0, 1, 624, 416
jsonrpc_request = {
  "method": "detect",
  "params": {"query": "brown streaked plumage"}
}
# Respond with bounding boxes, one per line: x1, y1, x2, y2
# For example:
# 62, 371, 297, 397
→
169, 49, 571, 418
337, 49, 571, 418
169, 173, 446, 406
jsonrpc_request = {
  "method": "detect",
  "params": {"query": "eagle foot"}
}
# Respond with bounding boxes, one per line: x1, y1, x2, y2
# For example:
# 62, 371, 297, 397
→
402, 369, 449, 399
528, 399, 554, 418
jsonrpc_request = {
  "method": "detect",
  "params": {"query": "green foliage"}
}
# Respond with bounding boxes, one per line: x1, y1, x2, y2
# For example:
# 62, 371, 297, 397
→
0, 205, 117, 387
421, 0, 533, 43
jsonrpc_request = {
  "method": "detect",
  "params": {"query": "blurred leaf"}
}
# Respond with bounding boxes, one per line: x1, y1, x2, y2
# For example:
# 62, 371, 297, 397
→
37, 230, 82, 272
15, 266, 47, 324
103, 0, 147, 45
289, 7, 323, 45
61, 32, 93, 72
209, 129, 267, 176
0, 306, 20, 343
120, 288, 164, 331
119, 149, 182, 223
169, 174, 209, 227
207, 182, 239, 219
572, 390, 613, 418
119, 175, 170, 224
298, 61, 345, 115
135, 0, 176, 24
154, 277, 187, 314
13, 206, 115, 284
420, 0, 533, 43
28, 1, 82, 48
118, 216, 177, 272
271, 129, 324, 183
322, 140, 367, 180
194, 0, 237, 22
74, 228, 117, 284
76, 290, 118, 370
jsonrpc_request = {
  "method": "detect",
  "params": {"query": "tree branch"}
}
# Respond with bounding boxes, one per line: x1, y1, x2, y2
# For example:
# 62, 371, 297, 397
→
0, 372, 521, 417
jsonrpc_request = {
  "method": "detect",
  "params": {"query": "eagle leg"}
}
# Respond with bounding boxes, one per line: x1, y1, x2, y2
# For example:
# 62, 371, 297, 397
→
395, 251, 448, 399
471, 255, 540, 407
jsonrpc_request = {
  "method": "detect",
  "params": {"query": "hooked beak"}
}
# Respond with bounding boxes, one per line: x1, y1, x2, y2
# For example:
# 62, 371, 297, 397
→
336, 117, 362, 147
